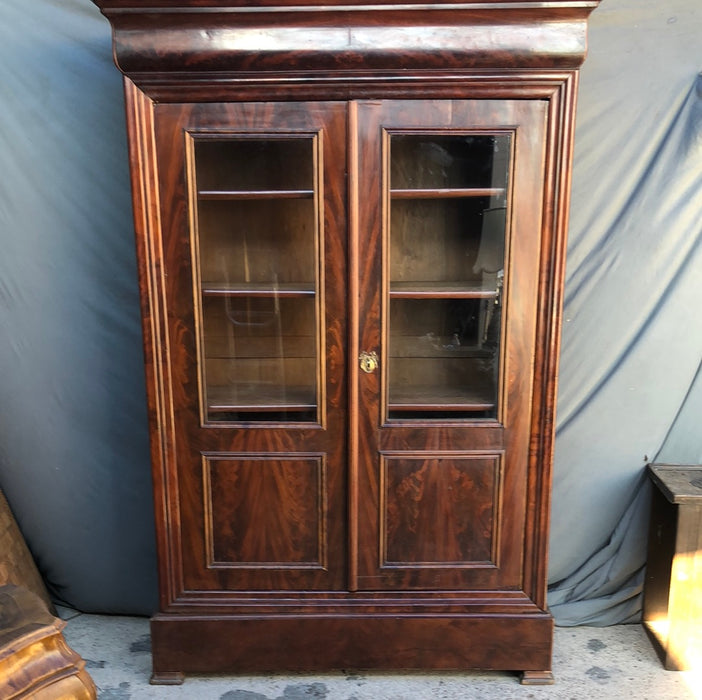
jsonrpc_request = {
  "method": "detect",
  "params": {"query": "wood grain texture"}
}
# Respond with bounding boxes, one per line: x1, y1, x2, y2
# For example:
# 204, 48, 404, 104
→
128, 73, 583, 105
522, 76, 578, 610
123, 79, 182, 611
203, 455, 326, 570
151, 611, 553, 675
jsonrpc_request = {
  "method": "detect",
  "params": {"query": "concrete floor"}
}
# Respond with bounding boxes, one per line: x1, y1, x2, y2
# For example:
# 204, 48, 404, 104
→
61, 611, 700, 699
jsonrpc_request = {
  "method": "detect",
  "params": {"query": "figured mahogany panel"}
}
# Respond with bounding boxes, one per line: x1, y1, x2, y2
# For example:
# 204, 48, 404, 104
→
95, 1, 597, 84
382, 454, 501, 568
150, 612, 554, 676
204, 454, 326, 569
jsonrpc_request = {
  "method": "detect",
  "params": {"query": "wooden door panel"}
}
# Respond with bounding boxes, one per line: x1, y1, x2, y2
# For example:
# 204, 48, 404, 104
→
382, 454, 501, 567
204, 454, 326, 568
353, 99, 547, 591
153, 101, 348, 594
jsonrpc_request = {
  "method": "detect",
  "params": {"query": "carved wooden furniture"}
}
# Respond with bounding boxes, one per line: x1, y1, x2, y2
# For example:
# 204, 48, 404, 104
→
644, 464, 702, 671
0, 488, 53, 612
94, 0, 600, 684
0, 585, 96, 700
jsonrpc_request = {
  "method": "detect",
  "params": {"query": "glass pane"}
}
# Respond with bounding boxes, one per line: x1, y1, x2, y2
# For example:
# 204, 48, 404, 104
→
388, 298, 500, 419
198, 199, 315, 287
391, 134, 509, 190
196, 139, 313, 191
202, 296, 317, 422
390, 199, 506, 291
387, 133, 510, 420
192, 137, 319, 422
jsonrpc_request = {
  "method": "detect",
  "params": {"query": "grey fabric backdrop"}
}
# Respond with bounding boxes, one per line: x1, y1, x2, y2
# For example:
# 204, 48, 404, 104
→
0, 0, 700, 624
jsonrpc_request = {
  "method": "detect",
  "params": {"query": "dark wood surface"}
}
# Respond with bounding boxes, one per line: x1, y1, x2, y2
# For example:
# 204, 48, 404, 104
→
95, 0, 599, 683
648, 463, 702, 504
94, 1, 597, 81
150, 612, 554, 676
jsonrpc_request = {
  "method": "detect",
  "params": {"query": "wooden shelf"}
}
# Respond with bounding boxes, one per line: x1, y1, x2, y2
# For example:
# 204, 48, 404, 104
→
390, 337, 493, 358
207, 384, 316, 413
202, 282, 315, 298
198, 190, 314, 201
391, 188, 505, 199
390, 281, 498, 299
389, 385, 495, 412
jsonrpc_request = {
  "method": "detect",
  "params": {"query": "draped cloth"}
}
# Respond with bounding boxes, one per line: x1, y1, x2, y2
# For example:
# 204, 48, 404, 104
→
548, 2, 702, 624
0, 0, 701, 622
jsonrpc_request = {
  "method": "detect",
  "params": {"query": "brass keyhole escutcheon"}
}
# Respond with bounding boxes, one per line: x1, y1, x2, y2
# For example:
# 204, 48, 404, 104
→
359, 350, 379, 374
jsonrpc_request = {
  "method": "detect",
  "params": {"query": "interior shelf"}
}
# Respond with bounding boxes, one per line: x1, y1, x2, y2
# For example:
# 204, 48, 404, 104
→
390, 188, 505, 199
201, 282, 315, 297
207, 384, 316, 413
388, 384, 495, 412
390, 281, 499, 298
198, 190, 314, 200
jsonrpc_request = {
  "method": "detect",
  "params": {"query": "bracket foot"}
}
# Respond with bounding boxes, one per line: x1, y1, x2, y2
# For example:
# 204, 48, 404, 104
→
150, 671, 185, 685
520, 670, 555, 685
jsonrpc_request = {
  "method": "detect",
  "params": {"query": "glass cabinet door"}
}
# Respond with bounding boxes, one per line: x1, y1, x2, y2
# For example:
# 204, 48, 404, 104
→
354, 99, 547, 592
189, 136, 321, 422
153, 102, 348, 594
387, 133, 511, 419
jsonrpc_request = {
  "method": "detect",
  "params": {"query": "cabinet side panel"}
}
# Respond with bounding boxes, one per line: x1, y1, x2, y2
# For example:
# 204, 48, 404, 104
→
382, 454, 502, 568
101, 6, 592, 76
123, 78, 182, 609
523, 74, 578, 608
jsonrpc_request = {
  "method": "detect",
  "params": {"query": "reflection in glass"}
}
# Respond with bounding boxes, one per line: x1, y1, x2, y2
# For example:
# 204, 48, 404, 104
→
192, 137, 319, 422
388, 134, 511, 420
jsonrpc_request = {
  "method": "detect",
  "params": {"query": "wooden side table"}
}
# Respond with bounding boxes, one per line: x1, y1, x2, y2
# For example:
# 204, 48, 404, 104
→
0, 585, 96, 699
643, 463, 702, 671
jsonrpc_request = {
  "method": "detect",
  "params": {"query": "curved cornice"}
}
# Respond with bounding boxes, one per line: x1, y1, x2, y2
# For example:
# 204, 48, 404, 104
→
94, 1, 600, 79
